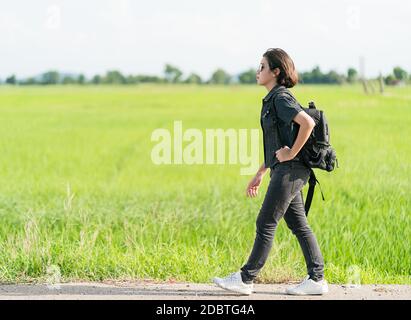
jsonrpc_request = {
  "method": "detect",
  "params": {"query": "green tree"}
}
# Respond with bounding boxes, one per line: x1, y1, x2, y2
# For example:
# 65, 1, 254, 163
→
92, 75, 102, 84
209, 68, 231, 84
347, 68, 358, 83
164, 64, 183, 83
238, 69, 257, 84
103, 70, 126, 84
393, 67, 407, 81
41, 71, 60, 85
126, 75, 138, 84
77, 74, 86, 85
384, 74, 396, 85
184, 73, 202, 84
300, 66, 323, 83
135, 75, 164, 83
311, 66, 324, 83
326, 70, 345, 84
21, 77, 36, 85
62, 76, 76, 84
5, 75, 17, 85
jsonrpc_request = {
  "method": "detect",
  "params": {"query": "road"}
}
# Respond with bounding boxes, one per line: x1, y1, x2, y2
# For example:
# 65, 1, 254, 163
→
0, 281, 410, 300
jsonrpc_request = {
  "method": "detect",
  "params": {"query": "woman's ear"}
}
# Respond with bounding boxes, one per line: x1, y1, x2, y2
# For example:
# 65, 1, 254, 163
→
272, 67, 280, 77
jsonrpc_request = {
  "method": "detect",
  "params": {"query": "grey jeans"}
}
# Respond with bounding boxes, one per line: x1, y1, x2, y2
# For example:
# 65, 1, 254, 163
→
240, 160, 325, 282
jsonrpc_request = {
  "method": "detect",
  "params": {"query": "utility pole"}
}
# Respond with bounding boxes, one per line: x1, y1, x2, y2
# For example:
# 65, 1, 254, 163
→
359, 56, 368, 94
379, 72, 384, 94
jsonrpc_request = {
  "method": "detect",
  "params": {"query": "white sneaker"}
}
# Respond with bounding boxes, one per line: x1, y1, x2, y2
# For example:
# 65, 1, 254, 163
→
213, 271, 253, 295
286, 275, 329, 295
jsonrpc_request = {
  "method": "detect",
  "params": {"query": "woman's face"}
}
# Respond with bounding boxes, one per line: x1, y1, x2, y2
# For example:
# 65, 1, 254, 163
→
256, 56, 278, 86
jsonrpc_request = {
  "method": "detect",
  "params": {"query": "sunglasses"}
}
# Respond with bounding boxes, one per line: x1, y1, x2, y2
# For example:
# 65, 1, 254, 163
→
257, 64, 280, 74
257, 64, 265, 73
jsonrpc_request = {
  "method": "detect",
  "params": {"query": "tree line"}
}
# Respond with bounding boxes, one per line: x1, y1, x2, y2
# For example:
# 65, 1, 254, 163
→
1, 64, 410, 86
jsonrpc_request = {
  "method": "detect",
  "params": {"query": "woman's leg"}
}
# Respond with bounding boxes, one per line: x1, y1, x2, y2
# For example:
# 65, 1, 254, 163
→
283, 189, 325, 281
240, 162, 307, 282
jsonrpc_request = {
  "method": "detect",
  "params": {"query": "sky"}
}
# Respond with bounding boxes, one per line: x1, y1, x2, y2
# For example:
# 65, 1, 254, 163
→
1, 0, 410, 80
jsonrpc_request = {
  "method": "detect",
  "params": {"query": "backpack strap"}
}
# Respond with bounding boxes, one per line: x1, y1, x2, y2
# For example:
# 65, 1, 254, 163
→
304, 169, 325, 216
270, 88, 289, 146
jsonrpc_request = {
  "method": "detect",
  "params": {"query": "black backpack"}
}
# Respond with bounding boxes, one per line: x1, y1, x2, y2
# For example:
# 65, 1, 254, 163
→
272, 92, 339, 216
299, 101, 339, 216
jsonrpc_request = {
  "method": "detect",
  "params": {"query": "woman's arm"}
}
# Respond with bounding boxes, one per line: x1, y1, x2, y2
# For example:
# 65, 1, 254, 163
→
245, 162, 268, 197
275, 111, 315, 162
256, 162, 268, 177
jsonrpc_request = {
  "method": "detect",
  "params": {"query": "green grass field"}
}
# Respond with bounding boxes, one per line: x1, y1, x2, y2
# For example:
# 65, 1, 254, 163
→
0, 84, 410, 284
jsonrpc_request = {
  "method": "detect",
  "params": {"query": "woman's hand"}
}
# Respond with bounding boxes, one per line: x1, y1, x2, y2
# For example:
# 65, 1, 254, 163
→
275, 146, 295, 162
246, 173, 263, 198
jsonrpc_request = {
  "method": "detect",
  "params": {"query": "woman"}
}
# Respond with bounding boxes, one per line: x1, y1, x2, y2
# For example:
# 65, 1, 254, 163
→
213, 48, 328, 296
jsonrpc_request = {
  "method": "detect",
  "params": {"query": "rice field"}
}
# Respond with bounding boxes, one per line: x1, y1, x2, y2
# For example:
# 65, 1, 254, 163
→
0, 83, 409, 284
